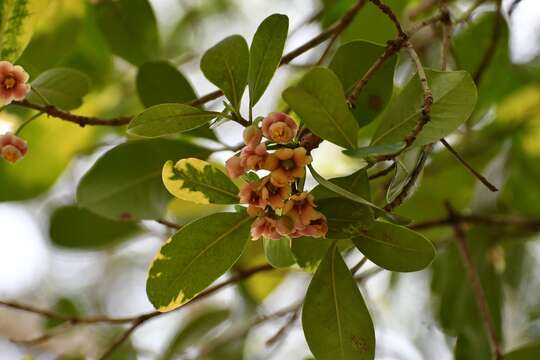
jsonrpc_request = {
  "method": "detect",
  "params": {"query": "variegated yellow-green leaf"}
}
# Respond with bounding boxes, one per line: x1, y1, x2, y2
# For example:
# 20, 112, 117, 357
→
162, 158, 239, 205
0, 0, 47, 62
146, 212, 252, 312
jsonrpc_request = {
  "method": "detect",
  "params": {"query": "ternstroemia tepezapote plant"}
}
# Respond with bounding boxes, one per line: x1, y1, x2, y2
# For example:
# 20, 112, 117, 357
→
3, 0, 539, 359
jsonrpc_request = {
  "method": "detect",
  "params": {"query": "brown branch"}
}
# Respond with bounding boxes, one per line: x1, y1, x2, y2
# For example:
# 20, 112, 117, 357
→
368, 0, 406, 37
439, 0, 452, 71
473, 1, 502, 84
156, 219, 182, 230
368, 162, 396, 180
440, 138, 498, 192
410, 212, 540, 231
446, 202, 503, 360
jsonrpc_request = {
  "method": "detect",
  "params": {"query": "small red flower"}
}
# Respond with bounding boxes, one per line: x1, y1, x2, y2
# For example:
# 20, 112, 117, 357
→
0, 61, 30, 105
263, 147, 312, 187
0, 132, 28, 164
261, 112, 298, 144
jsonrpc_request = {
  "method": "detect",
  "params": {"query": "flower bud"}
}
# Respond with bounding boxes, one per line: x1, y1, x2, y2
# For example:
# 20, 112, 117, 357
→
243, 125, 262, 147
261, 112, 298, 144
225, 156, 245, 178
0, 61, 30, 105
0, 132, 28, 164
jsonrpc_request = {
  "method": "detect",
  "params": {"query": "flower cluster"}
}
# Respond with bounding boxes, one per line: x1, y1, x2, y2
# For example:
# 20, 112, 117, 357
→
0, 132, 28, 164
226, 112, 328, 241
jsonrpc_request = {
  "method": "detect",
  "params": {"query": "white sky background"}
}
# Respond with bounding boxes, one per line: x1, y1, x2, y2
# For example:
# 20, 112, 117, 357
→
1, 0, 540, 359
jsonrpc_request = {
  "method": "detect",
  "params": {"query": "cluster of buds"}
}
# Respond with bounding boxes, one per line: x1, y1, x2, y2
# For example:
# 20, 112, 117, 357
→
0, 132, 28, 164
226, 112, 328, 241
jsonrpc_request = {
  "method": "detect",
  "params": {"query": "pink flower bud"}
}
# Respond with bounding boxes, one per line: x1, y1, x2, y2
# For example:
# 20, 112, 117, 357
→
225, 155, 245, 178
243, 125, 262, 147
0, 61, 30, 105
0, 132, 28, 164
240, 143, 268, 171
261, 112, 298, 144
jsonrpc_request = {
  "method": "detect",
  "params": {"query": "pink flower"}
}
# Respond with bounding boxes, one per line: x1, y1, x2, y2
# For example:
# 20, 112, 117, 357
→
243, 125, 262, 147
261, 112, 298, 144
283, 192, 328, 238
263, 147, 311, 187
226, 155, 245, 178
0, 132, 28, 164
240, 143, 268, 171
239, 176, 290, 211
250, 216, 282, 240
0, 61, 30, 105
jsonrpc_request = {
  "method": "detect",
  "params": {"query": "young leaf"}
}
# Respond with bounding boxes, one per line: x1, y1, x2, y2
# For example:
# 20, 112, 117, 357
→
77, 139, 210, 221
44, 297, 81, 329
94, 0, 159, 66
303, 244, 375, 360
128, 103, 221, 138
248, 14, 288, 107
0, 0, 47, 61
317, 198, 373, 240
310, 169, 371, 201
352, 221, 435, 272
291, 236, 333, 272
146, 212, 252, 312
136, 61, 197, 107
162, 158, 239, 205
342, 142, 406, 159
200, 35, 249, 111
263, 237, 296, 268
49, 206, 139, 249
371, 69, 477, 146
386, 148, 425, 204
283, 67, 359, 149
25, 68, 90, 110
329, 40, 396, 126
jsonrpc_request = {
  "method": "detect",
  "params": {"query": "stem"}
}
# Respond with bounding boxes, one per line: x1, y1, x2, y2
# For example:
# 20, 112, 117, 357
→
14, 111, 43, 135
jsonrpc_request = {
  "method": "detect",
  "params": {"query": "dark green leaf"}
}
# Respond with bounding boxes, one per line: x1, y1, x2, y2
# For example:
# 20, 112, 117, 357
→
303, 245, 375, 359
248, 14, 288, 107
311, 168, 371, 201
505, 343, 540, 360
146, 212, 251, 311
283, 67, 358, 149
128, 103, 221, 138
329, 40, 396, 126
291, 236, 333, 272
352, 220, 435, 272
26, 68, 90, 110
263, 237, 296, 268
77, 139, 210, 221
200, 35, 249, 110
318, 198, 373, 240
49, 206, 139, 249
94, 0, 159, 66
371, 70, 477, 146
343, 143, 406, 159
136, 61, 197, 107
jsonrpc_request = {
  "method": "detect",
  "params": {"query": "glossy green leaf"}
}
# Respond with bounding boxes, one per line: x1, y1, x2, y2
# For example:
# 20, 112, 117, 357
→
136, 61, 197, 107
201, 35, 249, 110
311, 168, 371, 201
128, 103, 221, 138
161, 308, 230, 360
329, 40, 396, 126
146, 212, 251, 311
283, 67, 359, 149
318, 198, 373, 240
343, 142, 406, 159
0, 0, 47, 61
291, 236, 333, 272
162, 158, 239, 205
505, 343, 540, 360
248, 14, 288, 107
77, 139, 210, 221
263, 237, 296, 268
352, 220, 435, 272
26, 68, 90, 110
49, 206, 139, 249
303, 245, 375, 360
371, 70, 477, 146
94, 0, 159, 66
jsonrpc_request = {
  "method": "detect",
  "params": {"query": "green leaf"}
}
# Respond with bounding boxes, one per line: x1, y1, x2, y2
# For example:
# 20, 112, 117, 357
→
161, 308, 230, 360
371, 69, 477, 146
128, 103, 221, 138
146, 212, 252, 312
352, 220, 435, 272
94, 0, 159, 66
318, 198, 373, 240
386, 147, 425, 204
248, 14, 288, 107
0, 0, 47, 61
45, 297, 80, 329
283, 67, 358, 149
329, 40, 396, 126
311, 168, 371, 201
162, 158, 239, 205
77, 139, 210, 221
343, 142, 406, 159
505, 343, 540, 360
291, 236, 333, 272
136, 61, 197, 107
263, 237, 296, 268
303, 245, 375, 360
200, 35, 249, 110
49, 206, 139, 249
25, 68, 90, 110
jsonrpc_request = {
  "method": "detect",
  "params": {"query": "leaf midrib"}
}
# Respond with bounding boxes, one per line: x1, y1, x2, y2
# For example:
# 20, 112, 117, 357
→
330, 246, 345, 359
172, 167, 238, 200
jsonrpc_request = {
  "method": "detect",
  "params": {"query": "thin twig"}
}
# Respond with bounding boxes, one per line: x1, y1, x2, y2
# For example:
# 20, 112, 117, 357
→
156, 219, 182, 230
410, 212, 540, 231
368, 162, 396, 180
439, 0, 452, 71
473, 0, 502, 84
440, 138, 498, 192
350, 256, 369, 274
446, 202, 503, 360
